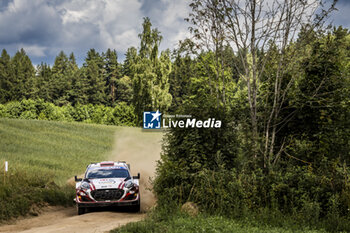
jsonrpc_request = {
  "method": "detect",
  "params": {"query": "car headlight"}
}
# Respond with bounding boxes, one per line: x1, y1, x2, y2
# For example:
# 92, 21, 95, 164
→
125, 180, 134, 189
80, 181, 90, 190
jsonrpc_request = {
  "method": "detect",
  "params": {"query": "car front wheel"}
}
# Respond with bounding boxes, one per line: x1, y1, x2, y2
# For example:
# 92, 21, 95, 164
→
77, 205, 86, 215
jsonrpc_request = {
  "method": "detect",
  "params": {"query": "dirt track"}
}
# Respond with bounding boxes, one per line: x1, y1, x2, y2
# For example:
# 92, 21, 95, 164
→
0, 127, 163, 233
0, 206, 145, 233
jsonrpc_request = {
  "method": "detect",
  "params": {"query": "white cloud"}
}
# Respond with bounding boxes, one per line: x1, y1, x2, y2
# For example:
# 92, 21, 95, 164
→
20, 44, 47, 57
0, 0, 191, 64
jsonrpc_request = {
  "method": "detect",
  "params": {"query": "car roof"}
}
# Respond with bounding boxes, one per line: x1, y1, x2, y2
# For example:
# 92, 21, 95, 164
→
86, 161, 129, 171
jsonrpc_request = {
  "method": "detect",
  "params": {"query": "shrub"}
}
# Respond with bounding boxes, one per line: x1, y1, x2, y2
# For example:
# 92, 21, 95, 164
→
0, 99, 137, 127
0, 169, 74, 221
113, 102, 137, 126
5, 101, 23, 118
0, 104, 8, 117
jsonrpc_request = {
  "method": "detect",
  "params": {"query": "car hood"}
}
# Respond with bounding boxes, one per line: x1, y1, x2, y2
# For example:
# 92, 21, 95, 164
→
89, 178, 126, 190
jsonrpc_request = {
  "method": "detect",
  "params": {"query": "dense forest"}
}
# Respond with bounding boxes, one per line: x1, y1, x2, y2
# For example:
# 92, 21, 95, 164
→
1, 0, 350, 231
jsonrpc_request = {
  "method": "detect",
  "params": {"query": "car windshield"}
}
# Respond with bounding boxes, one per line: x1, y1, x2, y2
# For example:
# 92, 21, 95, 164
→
86, 168, 130, 179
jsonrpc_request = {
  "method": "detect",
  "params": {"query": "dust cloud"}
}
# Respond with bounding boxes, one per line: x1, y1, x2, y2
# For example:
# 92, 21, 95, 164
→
109, 127, 163, 212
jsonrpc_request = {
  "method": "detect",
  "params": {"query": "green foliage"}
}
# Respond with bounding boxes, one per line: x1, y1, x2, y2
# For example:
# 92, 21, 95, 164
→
36, 62, 53, 102
123, 47, 138, 78
282, 27, 350, 166
0, 48, 129, 107
6, 49, 36, 101
104, 49, 120, 104
51, 51, 71, 105
154, 27, 350, 232
112, 208, 328, 233
117, 76, 133, 104
0, 99, 136, 126
83, 49, 106, 105
132, 18, 173, 123
112, 102, 137, 126
0, 169, 74, 221
0, 49, 14, 103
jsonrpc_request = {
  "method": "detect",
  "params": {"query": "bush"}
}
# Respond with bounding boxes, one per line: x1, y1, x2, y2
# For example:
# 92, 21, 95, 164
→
5, 101, 23, 118
0, 104, 8, 117
113, 102, 137, 126
0, 169, 74, 221
0, 99, 137, 127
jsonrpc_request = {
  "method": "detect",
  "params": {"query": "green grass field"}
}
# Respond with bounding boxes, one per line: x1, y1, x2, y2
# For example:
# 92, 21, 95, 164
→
0, 118, 118, 185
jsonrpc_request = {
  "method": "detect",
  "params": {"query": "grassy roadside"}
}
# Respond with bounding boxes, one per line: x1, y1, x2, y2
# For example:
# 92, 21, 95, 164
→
0, 118, 118, 221
112, 211, 330, 233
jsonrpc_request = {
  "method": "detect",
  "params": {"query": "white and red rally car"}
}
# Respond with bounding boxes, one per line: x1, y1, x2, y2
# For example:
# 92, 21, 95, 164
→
74, 161, 140, 215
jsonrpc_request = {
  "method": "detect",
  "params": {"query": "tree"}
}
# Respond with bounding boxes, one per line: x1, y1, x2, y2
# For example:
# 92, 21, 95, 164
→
169, 52, 193, 112
51, 51, 71, 105
187, 0, 337, 168
82, 49, 105, 105
11, 48, 36, 101
281, 27, 350, 166
132, 17, 172, 121
66, 52, 82, 104
103, 49, 120, 105
36, 62, 52, 102
0, 49, 14, 103
123, 47, 138, 78
139, 17, 162, 60
117, 75, 133, 104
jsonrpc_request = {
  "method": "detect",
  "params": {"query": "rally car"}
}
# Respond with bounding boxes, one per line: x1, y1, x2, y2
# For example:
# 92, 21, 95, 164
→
74, 161, 140, 215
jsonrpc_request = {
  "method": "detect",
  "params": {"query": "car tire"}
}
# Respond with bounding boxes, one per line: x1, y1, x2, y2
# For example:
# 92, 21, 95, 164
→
77, 206, 86, 215
131, 198, 141, 212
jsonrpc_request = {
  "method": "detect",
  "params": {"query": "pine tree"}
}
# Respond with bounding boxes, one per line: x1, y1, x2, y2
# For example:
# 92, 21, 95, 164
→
117, 75, 133, 104
11, 49, 36, 100
71, 69, 89, 105
169, 53, 193, 111
83, 49, 105, 104
103, 49, 119, 105
36, 62, 52, 102
66, 52, 82, 104
123, 47, 137, 78
51, 51, 71, 105
0, 49, 14, 103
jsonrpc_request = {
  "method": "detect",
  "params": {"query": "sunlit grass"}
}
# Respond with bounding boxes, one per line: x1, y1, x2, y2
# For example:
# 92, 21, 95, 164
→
0, 118, 118, 185
112, 213, 330, 233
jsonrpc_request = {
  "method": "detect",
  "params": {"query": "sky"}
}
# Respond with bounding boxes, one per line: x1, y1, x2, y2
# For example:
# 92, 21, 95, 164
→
0, 0, 349, 66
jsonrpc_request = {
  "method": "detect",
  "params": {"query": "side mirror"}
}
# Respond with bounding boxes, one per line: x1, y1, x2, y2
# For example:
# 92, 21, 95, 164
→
75, 176, 82, 182
132, 173, 140, 179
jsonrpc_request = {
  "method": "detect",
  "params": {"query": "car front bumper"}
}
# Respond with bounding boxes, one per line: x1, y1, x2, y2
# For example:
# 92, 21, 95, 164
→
77, 199, 139, 208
